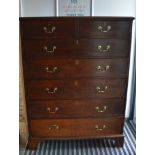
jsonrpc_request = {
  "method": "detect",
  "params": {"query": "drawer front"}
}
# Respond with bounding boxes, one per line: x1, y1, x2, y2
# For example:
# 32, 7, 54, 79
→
26, 79, 127, 100
79, 20, 132, 39
21, 20, 75, 39
27, 99, 125, 118
24, 59, 129, 79
30, 117, 124, 138
22, 39, 130, 59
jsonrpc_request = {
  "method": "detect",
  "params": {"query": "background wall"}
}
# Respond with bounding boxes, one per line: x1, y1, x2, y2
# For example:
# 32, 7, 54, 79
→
19, 0, 136, 118
20, 0, 135, 17
20, 0, 56, 17
92, 0, 135, 17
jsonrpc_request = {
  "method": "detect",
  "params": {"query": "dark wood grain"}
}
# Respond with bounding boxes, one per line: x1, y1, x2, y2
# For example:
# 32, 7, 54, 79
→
30, 117, 124, 138
113, 136, 124, 147
27, 99, 126, 118
19, 17, 134, 21
22, 39, 130, 59
25, 79, 127, 100
79, 20, 132, 39
20, 17, 134, 39
19, 17, 134, 149
26, 135, 124, 149
21, 20, 75, 39
24, 58, 129, 79
26, 138, 41, 150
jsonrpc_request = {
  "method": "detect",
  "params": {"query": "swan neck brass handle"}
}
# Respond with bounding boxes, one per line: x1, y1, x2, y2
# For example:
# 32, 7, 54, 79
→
95, 125, 106, 131
43, 26, 56, 33
46, 66, 58, 73
47, 107, 59, 114
97, 65, 110, 72
95, 106, 107, 113
48, 125, 59, 130
98, 25, 111, 33
96, 86, 108, 93
98, 45, 110, 52
44, 46, 56, 53
46, 87, 58, 94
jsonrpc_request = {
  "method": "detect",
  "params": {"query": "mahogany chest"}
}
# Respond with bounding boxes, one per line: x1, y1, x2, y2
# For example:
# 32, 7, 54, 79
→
20, 17, 133, 149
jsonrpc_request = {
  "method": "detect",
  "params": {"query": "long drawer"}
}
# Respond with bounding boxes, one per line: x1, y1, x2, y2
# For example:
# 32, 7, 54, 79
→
22, 39, 130, 59
24, 59, 129, 79
25, 79, 127, 100
30, 117, 124, 138
27, 99, 125, 118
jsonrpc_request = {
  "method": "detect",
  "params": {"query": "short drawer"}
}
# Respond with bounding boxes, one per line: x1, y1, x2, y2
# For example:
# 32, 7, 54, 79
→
22, 39, 130, 59
24, 59, 129, 79
30, 117, 124, 138
79, 20, 132, 39
21, 20, 75, 39
27, 99, 125, 118
26, 79, 127, 100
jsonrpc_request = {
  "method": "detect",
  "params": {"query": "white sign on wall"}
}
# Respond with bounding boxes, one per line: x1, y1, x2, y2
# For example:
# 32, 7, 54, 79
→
57, 0, 92, 16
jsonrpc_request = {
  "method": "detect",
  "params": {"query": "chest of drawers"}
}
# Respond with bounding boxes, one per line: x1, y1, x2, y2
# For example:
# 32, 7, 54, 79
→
20, 17, 134, 150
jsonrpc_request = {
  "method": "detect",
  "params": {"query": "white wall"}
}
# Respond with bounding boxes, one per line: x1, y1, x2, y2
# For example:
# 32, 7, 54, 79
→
20, 0, 136, 118
20, 0, 135, 17
20, 0, 56, 17
92, 0, 135, 17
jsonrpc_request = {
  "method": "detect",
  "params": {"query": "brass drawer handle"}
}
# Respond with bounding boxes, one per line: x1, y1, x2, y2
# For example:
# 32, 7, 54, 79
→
95, 106, 107, 113
95, 125, 106, 131
44, 46, 56, 53
96, 86, 108, 93
43, 26, 56, 33
46, 66, 58, 73
97, 65, 110, 72
98, 25, 111, 33
47, 107, 59, 114
46, 87, 58, 94
98, 45, 110, 52
48, 125, 59, 130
